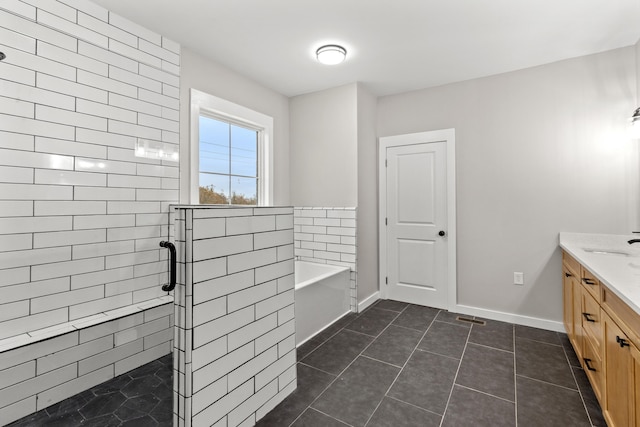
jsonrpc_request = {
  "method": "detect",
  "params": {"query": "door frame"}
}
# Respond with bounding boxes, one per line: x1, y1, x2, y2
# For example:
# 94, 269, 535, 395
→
378, 128, 457, 311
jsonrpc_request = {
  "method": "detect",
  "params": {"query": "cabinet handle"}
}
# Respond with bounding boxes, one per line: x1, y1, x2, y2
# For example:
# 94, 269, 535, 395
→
583, 358, 597, 371
616, 336, 630, 348
582, 278, 596, 286
565, 272, 572, 278
582, 313, 596, 323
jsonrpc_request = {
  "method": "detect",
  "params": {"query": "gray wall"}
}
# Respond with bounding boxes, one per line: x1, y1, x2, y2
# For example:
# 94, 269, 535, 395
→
289, 83, 379, 307
356, 84, 379, 304
377, 46, 637, 322
179, 48, 291, 206
289, 83, 358, 206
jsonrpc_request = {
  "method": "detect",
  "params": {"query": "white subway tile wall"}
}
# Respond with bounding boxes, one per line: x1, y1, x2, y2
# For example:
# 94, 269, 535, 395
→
174, 206, 297, 427
0, 1, 180, 339
294, 207, 358, 311
0, 1, 178, 422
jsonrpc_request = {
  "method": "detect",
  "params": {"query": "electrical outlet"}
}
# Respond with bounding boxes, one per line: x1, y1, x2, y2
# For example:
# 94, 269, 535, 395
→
514, 272, 524, 285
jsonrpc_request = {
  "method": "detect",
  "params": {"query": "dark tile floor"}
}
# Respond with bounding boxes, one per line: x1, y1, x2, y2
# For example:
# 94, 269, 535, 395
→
8, 301, 604, 427
257, 300, 605, 427
8, 354, 172, 427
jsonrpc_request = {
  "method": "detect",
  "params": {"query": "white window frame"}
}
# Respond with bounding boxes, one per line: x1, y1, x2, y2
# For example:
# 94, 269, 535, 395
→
189, 88, 274, 205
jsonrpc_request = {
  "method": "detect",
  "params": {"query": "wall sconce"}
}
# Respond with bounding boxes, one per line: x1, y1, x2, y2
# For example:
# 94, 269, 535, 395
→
316, 45, 347, 65
631, 108, 640, 139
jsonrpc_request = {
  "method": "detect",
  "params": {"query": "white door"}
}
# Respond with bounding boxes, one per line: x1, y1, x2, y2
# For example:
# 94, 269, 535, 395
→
380, 130, 455, 309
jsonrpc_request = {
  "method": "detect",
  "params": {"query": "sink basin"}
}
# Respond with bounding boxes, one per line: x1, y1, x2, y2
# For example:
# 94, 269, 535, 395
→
583, 248, 630, 257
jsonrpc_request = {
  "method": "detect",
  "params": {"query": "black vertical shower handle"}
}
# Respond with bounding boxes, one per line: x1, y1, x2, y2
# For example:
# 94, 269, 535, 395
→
159, 241, 176, 292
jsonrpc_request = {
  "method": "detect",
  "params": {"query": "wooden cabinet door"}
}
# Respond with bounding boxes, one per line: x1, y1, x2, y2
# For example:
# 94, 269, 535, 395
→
563, 266, 574, 338
572, 277, 583, 359
582, 288, 603, 352
582, 330, 604, 404
603, 311, 633, 427
631, 343, 640, 426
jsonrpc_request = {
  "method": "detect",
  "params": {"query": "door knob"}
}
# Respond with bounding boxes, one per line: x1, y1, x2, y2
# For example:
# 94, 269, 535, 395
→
438, 230, 446, 237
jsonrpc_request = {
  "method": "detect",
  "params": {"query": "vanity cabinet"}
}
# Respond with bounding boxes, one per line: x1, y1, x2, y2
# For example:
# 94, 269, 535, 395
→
562, 252, 582, 359
602, 310, 634, 426
562, 249, 640, 426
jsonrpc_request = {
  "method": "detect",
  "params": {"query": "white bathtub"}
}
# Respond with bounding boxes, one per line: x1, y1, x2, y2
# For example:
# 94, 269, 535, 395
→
295, 261, 351, 346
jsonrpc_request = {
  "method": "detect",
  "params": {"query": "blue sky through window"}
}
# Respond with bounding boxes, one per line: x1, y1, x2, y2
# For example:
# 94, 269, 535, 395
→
199, 116, 258, 204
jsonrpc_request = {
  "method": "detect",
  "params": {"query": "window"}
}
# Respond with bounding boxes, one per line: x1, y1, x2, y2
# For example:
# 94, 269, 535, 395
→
199, 116, 258, 205
190, 89, 273, 205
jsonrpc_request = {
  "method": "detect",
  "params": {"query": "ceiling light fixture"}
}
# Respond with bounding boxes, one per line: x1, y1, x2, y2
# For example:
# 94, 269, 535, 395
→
632, 107, 640, 126
316, 45, 347, 65
631, 107, 640, 139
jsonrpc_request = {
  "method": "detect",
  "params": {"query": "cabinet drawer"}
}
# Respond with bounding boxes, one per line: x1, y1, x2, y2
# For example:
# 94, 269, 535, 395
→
582, 332, 604, 405
580, 267, 601, 303
602, 285, 640, 347
582, 289, 603, 351
563, 251, 581, 277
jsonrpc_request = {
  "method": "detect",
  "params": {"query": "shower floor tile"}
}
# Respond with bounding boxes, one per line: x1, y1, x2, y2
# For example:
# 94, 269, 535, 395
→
8, 354, 172, 427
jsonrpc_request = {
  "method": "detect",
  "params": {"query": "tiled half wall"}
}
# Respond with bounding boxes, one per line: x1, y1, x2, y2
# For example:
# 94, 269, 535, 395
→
293, 207, 357, 312
173, 206, 297, 427
0, 1, 180, 338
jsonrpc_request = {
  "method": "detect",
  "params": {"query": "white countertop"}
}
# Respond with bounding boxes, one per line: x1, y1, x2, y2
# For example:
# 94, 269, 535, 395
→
559, 232, 640, 315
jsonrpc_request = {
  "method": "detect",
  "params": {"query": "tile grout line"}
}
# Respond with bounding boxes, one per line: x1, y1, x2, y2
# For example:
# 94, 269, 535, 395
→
514, 323, 518, 427
465, 340, 515, 355
389, 322, 427, 333
363, 310, 441, 426
308, 407, 355, 427
296, 361, 338, 378
516, 373, 582, 393
385, 394, 443, 418
437, 319, 473, 427
516, 334, 564, 348
289, 302, 408, 426
454, 383, 516, 404
412, 347, 465, 361
296, 312, 358, 361
359, 353, 404, 369
558, 333, 597, 427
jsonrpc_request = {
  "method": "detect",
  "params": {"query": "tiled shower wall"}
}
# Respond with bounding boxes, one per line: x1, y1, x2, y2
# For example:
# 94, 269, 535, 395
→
0, 1, 180, 338
293, 207, 357, 311
174, 206, 297, 427
0, 299, 173, 424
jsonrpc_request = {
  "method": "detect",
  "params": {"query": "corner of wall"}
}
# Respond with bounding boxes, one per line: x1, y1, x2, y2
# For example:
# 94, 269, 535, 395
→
355, 83, 380, 305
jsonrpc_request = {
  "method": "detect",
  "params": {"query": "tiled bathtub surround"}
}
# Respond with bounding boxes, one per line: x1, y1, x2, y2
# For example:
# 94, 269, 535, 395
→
173, 206, 297, 427
0, 1, 181, 339
0, 301, 174, 425
293, 207, 357, 311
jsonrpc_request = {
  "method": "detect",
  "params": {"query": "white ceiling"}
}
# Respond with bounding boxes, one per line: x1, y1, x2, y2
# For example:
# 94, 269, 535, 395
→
92, 0, 640, 97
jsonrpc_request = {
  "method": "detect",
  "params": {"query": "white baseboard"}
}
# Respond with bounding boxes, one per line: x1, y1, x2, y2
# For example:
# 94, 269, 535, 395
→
356, 294, 564, 332
358, 292, 380, 313
454, 304, 565, 332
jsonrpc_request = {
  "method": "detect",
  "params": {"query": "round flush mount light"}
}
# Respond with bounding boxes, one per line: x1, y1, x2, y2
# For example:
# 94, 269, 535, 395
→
631, 107, 640, 139
632, 107, 640, 126
316, 45, 347, 65
0, 52, 5, 61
